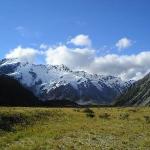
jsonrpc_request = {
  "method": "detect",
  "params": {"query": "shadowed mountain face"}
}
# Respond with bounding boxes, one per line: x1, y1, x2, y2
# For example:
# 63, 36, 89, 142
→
0, 58, 132, 105
0, 75, 39, 106
113, 73, 150, 106
0, 75, 80, 107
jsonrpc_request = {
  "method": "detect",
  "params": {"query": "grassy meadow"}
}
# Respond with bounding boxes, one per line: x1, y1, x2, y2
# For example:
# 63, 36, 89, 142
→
0, 107, 150, 150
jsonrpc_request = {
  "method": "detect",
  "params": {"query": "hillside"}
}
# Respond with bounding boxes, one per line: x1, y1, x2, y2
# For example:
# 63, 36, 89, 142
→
113, 73, 150, 106
0, 75, 39, 106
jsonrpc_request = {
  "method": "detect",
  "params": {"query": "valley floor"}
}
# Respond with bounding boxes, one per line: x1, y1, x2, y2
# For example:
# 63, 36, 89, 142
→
0, 107, 150, 150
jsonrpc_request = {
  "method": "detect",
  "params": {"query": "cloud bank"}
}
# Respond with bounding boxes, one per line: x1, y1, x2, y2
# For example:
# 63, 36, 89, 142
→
5, 46, 42, 63
5, 34, 150, 81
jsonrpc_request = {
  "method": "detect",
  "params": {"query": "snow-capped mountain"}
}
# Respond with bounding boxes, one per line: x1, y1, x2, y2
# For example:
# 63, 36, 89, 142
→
0, 58, 132, 105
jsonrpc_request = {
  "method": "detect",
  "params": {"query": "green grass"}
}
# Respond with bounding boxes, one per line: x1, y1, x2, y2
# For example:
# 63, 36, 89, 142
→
0, 107, 150, 150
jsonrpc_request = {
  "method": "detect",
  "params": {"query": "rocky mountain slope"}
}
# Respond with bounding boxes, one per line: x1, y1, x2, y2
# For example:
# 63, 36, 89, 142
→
0, 75, 39, 106
113, 73, 150, 106
0, 58, 132, 105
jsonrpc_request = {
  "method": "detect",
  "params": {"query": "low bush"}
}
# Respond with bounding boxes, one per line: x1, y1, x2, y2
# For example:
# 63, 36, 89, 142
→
83, 108, 94, 114
83, 108, 95, 118
0, 114, 27, 131
73, 108, 80, 112
86, 112, 95, 118
99, 113, 110, 119
119, 113, 129, 120
144, 116, 150, 123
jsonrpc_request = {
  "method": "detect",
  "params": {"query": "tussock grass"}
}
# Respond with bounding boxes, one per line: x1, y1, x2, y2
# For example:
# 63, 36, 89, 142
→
0, 107, 149, 150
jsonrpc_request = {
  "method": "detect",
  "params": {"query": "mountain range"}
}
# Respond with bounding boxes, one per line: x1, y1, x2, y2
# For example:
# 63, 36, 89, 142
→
0, 58, 132, 105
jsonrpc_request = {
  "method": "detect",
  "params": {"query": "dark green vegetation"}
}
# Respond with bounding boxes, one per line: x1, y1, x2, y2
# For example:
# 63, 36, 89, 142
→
0, 107, 149, 150
114, 73, 150, 106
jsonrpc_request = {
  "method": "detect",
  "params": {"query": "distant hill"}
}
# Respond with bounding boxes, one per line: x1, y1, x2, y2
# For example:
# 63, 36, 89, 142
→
113, 73, 150, 106
0, 75, 39, 106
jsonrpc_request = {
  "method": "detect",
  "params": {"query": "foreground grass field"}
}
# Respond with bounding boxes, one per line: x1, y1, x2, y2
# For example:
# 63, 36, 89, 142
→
0, 107, 150, 150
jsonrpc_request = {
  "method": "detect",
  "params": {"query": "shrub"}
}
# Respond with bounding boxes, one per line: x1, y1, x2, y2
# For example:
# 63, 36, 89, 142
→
83, 108, 95, 118
0, 120, 12, 131
73, 108, 80, 112
119, 113, 129, 120
83, 108, 94, 114
0, 114, 26, 131
144, 116, 150, 123
86, 113, 95, 118
99, 113, 110, 119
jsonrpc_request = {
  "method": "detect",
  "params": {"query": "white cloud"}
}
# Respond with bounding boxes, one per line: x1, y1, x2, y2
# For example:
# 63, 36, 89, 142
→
116, 37, 132, 50
45, 45, 94, 70
4, 34, 150, 81
45, 44, 150, 81
40, 44, 48, 49
5, 46, 42, 63
68, 34, 91, 47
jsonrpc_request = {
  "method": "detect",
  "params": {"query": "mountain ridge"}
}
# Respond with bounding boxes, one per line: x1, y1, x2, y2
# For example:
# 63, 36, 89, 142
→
113, 73, 150, 106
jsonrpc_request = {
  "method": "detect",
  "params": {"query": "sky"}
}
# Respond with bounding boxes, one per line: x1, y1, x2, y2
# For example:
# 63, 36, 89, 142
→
0, 0, 150, 80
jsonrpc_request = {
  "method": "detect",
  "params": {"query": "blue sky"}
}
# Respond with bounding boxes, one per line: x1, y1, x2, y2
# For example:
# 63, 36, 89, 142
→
0, 0, 150, 80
